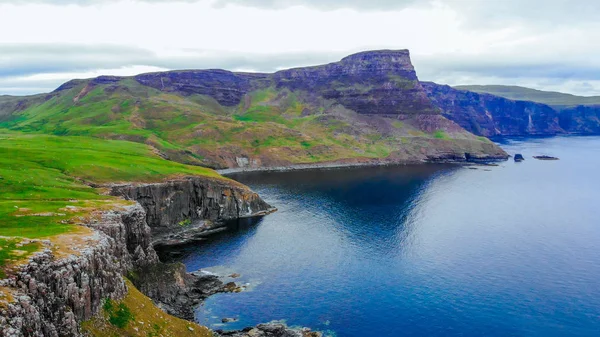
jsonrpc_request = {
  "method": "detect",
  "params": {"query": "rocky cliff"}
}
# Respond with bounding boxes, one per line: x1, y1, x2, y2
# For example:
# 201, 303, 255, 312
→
272, 50, 438, 115
558, 105, 600, 134
424, 82, 600, 136
0, 204, 156, 337
422, 82, 564, 136
134, 50, 437, 116
110, 177, 275, 245
0, 177, 274, 336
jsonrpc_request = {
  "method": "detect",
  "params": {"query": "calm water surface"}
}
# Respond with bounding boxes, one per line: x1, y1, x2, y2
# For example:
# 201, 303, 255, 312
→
166, 136, 600, 336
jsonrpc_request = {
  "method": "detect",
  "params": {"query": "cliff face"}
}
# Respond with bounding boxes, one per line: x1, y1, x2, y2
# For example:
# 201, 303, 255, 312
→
273, 50, 438, 115
134, 50, 437, 116
423, 82, 564, 136
110, 177, 275, 238
0, 204, 157, 337
0, 178, 274, 336
558, 105, 600, 134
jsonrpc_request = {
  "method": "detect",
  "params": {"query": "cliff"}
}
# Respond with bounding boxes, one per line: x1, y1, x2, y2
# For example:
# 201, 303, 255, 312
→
0, 204, 155, 336
558, 105, 600, 134
424, 82, 600, 136
422, 82, 564, 136
135, 50, 436, 116
110, 177, 275, 245
0, 177, 274, 336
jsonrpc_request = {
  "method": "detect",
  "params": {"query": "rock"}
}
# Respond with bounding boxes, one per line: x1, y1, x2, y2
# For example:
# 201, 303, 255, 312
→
229, 273, 241, 278
215, 322, 321, 337
222, 317, 238, 323
514, 154, 525, 162
423, 82, 564, 137
533, 155, 559, 160
110, 177, 276, 246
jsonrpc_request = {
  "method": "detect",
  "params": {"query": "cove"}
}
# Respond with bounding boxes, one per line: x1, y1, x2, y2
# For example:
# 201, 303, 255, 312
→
160, 136, 600, 337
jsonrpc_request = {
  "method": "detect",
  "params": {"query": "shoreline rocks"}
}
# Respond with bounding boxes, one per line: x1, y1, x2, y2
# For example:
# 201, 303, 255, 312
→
215, 323, 322, 337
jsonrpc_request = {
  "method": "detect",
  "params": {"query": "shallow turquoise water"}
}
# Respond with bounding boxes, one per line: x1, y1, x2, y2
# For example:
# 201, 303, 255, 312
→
166, 136, 600, 336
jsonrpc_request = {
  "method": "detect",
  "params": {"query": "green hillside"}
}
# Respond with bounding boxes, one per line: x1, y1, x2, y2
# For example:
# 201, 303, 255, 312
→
454, 85, 600, 108
0, 77, 499, 170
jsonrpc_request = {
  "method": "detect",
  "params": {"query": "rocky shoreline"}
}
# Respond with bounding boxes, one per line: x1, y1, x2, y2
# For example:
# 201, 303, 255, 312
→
217, 155, 508, 175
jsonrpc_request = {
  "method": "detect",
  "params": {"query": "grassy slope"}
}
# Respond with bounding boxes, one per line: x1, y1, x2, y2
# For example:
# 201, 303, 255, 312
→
0, 130, 231, 333
1, 78, 494, 169
82, 280, 212, 337
454, 85, 600, 108
0, 129, 223, 275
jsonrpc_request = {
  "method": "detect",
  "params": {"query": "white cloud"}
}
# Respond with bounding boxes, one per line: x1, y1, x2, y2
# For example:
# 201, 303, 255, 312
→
0, 0, 599, 96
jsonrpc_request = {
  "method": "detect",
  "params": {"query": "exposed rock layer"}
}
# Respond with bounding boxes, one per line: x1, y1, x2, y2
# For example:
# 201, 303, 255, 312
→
135, 50, 437, 116
110, 177, 275, 244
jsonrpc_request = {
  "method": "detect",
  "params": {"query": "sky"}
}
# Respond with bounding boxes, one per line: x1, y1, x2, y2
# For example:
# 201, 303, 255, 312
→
1, 0, 599, 96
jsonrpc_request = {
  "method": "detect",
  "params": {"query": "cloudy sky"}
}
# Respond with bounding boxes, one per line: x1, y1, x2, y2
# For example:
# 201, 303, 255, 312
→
1, 0, 599, 96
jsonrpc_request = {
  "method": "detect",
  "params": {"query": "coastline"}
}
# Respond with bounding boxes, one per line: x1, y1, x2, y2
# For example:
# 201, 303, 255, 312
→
217, 157, 508, 175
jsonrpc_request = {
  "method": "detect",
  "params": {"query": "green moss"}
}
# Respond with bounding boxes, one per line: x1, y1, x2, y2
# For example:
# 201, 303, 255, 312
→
104, 299, 134, 329
178, 219, 192, 227
392, 121, 405, 129
433, 130, 449, 139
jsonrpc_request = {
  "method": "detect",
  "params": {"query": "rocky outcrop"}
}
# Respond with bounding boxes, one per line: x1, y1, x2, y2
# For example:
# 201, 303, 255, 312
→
215, 323, 322, 337
0, 204, 157, 337
135, 71, 268, 107
110, 177, 275, 245
423, 82, 564, 136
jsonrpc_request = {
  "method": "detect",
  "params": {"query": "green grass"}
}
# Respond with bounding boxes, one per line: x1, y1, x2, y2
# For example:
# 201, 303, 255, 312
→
104, 299, 134, 329
0, 130, 226, 276
0, 238, 41, 278
433, 130, 449, 139
82, 280, 211, 337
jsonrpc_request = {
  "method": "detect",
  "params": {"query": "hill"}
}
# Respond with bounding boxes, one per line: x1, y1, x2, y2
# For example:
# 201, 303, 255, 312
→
0, 50, 507, 170
454, 85, 600, 108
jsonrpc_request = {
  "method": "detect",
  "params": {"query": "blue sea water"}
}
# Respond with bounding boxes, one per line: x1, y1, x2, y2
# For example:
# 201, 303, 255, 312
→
165, 136, 600, 336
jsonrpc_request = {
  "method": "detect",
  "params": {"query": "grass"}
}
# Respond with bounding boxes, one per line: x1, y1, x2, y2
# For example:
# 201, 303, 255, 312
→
103, 298, 134, 329
433, 130, 449, 139
0, 130, 227, 277
82, 280, 211, 337
0, 238, 41, 278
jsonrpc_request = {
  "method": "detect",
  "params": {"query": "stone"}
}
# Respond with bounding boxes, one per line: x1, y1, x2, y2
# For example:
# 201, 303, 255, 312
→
514, 154, 525, 162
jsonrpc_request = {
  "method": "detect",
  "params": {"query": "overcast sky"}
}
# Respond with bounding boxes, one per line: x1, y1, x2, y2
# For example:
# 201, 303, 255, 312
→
1, 0, 599, 96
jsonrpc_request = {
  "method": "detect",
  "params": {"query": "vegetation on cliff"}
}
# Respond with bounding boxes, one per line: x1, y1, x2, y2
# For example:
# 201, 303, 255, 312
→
82, 280, 211, 337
